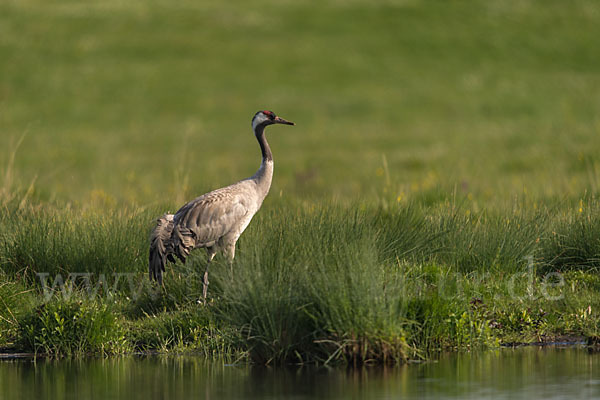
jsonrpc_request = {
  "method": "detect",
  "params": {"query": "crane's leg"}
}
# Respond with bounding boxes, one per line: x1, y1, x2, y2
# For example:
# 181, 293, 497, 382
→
225, 243, 236, 278
203, 247, 217, 303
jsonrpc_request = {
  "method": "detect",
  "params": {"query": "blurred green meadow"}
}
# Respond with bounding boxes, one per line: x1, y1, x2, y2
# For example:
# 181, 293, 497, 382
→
2, 0, 600, 363
2, 0, 600, 205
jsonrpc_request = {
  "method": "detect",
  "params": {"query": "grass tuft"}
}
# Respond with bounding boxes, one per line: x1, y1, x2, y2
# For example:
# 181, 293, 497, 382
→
17, 297, 127, 357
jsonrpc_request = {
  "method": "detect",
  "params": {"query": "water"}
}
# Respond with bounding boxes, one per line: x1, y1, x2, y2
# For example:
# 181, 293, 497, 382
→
1, 347, 599, 399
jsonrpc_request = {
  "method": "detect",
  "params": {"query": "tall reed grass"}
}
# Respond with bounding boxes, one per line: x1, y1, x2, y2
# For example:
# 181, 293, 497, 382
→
2, 197, 600, 362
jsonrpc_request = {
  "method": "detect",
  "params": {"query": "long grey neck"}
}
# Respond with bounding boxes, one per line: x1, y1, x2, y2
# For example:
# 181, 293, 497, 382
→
251, 124, 274, 199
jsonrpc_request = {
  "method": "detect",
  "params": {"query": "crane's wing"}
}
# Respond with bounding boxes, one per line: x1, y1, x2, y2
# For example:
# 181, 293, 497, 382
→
171, 187, 252, 260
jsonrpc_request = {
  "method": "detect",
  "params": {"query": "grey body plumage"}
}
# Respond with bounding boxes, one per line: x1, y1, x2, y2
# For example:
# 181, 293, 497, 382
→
149, 110, 294, 299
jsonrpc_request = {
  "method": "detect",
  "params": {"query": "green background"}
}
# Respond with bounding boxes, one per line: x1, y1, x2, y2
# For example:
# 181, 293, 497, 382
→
2, 0, 599, 207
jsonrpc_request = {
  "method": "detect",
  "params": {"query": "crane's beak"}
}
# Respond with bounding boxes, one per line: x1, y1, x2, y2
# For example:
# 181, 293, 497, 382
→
274, 116, 294, 125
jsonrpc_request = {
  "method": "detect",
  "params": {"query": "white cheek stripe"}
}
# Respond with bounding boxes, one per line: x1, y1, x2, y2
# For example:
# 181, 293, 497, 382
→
252, 114, 268, 131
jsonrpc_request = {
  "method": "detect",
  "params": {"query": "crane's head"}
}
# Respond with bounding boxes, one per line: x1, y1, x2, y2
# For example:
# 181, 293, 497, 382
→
252, 110, 294, 132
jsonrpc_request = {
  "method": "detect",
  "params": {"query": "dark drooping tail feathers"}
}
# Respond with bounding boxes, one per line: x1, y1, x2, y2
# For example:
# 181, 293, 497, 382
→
149, 214, 197, 284
148, 214, 175, 284
171, 225, 195, 263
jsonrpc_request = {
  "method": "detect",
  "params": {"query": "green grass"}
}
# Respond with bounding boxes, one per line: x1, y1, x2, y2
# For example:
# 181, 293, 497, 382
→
17, 297, 127, 357
1, 0, 600, 364
1, 0, 600, 203
1, 199, 600, 363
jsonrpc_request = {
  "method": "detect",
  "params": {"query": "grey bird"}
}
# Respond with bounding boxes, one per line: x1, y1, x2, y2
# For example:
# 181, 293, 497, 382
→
149, 110, 294, 300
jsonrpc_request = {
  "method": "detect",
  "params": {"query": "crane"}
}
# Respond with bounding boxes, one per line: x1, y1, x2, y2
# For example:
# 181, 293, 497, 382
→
149, 110, 294, 301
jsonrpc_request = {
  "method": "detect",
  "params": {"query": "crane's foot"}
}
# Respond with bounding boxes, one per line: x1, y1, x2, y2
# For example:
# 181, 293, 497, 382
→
197, 297, 212, 306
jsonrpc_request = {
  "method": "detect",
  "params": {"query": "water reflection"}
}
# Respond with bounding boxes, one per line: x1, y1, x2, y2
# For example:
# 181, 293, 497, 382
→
1, 347, 598, 399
